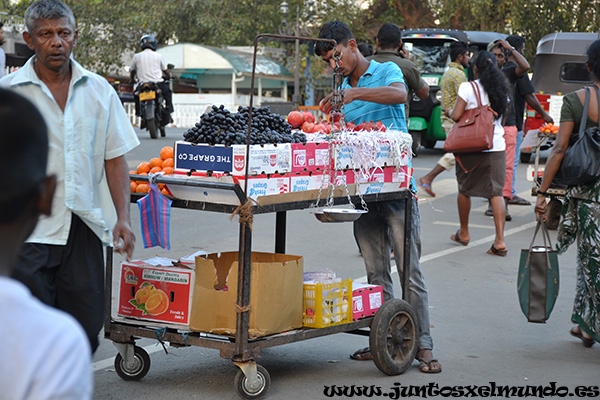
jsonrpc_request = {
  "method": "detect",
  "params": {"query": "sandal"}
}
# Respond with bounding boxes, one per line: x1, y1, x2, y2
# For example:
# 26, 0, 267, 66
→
349, 347, 372, 361
487, 245, 507, 256
450, 230, 469, 246
508, 195, 532, 205
417, 358, 442, 374
570, 327, 595, 348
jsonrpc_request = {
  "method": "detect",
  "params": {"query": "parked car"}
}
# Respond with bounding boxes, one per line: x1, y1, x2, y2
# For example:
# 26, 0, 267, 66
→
401, 29, 507, 155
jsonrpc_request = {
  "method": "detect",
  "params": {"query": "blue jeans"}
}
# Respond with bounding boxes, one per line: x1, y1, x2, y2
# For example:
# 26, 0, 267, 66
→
512, 130, 524, 197
353, 198, 433, 350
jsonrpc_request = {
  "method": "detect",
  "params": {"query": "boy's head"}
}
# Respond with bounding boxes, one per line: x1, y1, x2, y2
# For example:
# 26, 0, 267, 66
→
0, 89, 54, 227
314, 21, 354, 58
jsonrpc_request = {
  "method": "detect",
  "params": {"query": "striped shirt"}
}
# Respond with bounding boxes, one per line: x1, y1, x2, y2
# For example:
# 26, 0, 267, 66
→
341, 60, 408, 132
130, 48, 167, 83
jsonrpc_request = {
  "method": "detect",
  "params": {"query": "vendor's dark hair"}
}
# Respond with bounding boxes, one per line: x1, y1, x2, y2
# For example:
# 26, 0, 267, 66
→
506, 35, 525, 52
587, 39, 600, 81
315, 21, 354, 57
0, 89, 49, 223
474, 51, 509, 118
450, 41, 469, 62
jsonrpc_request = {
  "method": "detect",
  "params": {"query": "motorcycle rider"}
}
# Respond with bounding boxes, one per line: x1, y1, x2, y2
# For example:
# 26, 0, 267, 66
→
130, 34, 173, 119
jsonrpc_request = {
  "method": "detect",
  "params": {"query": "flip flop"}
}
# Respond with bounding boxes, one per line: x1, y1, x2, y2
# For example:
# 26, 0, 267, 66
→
450, 230, 469, 246
419, 178, 436, 197
417, 358, 442, 374
508, 195, 532, 205
570, 327, 595, 348
487, 245, 507, 256
349, 347, 372, 361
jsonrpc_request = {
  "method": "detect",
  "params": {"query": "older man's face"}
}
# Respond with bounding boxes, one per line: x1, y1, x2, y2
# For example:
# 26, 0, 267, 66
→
24, 17, 77, 72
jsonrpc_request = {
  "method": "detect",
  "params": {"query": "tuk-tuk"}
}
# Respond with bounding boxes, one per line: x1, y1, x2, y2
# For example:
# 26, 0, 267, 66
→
521, 31, 599, 162
401, 29, 507, 155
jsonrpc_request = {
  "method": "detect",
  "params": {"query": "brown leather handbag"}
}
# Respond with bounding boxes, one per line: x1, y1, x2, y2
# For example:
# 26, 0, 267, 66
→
443, 81, 496, 153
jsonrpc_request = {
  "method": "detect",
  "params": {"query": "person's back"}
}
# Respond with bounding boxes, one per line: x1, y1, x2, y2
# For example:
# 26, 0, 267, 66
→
0, 87, 92, 400
132, 47, 166, 83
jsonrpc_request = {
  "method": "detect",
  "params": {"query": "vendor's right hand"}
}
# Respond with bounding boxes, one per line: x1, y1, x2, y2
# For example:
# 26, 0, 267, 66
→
534, 195, 547, 220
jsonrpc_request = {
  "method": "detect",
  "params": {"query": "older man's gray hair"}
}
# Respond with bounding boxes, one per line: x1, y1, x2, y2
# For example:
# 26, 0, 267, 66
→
25, 0, 76, 33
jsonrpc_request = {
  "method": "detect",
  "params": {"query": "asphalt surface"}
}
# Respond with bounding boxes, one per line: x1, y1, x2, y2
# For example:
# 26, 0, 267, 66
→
91, 127, 599, 399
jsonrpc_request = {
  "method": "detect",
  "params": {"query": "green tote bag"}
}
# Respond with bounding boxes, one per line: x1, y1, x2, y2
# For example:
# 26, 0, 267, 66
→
517, 217, 560, 323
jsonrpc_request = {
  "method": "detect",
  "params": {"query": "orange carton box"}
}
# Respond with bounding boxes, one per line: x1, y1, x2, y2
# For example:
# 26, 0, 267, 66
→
118, 257, 196, 326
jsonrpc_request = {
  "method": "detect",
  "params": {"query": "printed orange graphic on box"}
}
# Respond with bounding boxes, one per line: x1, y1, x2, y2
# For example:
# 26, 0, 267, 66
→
118, 261, 194, 326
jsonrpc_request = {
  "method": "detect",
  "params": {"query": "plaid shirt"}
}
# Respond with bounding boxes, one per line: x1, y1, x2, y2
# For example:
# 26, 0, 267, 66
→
440, 62, 467, 123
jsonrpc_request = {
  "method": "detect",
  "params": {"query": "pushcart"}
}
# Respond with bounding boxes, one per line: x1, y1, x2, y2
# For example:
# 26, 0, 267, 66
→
105, 34, 420, 399
524, 129, 566, 230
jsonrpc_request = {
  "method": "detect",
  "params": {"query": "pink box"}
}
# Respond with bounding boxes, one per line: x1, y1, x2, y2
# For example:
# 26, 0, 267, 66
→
352, 284, 384, 321
290, 142, 330, 173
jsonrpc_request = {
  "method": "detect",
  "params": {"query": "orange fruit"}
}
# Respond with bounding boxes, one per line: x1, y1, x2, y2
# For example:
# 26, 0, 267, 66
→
161, 188, 170, 196
136, 183, 150, 193
162, 158, 174, 168
162, 166, 174, 175
149, 157, 163, 169
135, 285, 156, 305
160, 146, 174, 160
149, 166, 162, 174
130, 181, 137, 192
136, 162, 151, 174
145, 289, 169, 315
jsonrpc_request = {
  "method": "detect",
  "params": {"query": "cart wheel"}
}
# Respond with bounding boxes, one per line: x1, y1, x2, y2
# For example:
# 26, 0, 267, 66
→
234, 364, 270, 400
545, 198, 562, 230
369, 298, 418, 376
114, 345, 151, 381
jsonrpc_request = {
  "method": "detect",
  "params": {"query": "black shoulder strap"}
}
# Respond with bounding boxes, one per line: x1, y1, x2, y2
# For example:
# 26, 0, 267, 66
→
578, 87, 591, 137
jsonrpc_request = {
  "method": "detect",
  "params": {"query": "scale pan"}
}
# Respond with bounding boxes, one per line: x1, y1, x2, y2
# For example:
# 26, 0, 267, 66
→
319, 208, 367, 222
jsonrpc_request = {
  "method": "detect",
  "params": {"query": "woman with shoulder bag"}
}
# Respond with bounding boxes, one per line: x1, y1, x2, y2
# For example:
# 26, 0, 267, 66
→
446, 51, 511, 256
534, 39, 600, 347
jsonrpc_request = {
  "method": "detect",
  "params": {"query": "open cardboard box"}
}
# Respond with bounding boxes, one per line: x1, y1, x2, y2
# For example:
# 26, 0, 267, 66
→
190, 251, 304, 338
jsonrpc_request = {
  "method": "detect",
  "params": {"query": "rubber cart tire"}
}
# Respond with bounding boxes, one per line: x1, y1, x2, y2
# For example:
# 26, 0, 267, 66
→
369, 298, 418, 375
410, 131, 423, 157
114, 345, 150, 381
545, 198, 562, 230
234, 363, 271, 400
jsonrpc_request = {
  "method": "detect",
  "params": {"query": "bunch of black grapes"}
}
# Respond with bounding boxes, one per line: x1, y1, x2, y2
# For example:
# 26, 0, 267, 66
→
183, 105, 307, 146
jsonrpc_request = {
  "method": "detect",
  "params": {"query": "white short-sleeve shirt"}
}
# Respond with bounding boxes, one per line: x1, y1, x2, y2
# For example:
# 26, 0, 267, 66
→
0, 277, 92, 400
457, 79, 506, 152
0, 57, 140, 245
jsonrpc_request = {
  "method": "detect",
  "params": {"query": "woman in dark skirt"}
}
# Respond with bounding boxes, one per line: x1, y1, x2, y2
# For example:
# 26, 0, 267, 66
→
447, 51, 510, 256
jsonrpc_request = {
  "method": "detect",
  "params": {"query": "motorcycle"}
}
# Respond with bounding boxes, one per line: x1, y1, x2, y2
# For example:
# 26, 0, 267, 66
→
135, 81, 170, 139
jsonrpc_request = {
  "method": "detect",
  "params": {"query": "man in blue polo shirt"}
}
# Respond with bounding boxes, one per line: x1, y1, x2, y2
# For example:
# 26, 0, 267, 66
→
316, 21, 441, 374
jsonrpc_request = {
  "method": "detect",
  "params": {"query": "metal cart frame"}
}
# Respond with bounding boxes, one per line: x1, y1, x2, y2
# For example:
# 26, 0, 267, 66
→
105, 33, 419, 398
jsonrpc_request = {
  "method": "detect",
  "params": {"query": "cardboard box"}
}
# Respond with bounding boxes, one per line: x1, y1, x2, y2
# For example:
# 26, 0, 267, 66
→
190, 252, 304, 338
118, 259, 195, 326
174, 141, 292, 176
352, 283, 384, 321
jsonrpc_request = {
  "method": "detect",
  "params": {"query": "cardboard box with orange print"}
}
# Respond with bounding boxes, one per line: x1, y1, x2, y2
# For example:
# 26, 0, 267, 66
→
117, 257, 196, 327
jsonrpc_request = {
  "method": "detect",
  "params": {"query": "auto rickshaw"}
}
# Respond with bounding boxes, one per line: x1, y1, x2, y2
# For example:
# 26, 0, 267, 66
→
521, 32, 599, 229
401, 29, 506, 155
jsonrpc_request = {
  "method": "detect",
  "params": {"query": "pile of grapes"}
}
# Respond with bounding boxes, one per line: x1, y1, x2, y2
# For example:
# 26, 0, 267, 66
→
183, 105, 307, 146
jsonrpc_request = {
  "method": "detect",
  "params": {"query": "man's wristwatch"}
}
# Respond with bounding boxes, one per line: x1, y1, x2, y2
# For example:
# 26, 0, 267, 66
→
508, 46, 515, 56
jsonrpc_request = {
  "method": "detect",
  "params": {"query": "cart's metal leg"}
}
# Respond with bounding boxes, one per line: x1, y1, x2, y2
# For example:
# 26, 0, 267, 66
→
402, 197, 412, 301
113, 342, 137, 371
233, 361, 260, 391
275, 211, 286, 254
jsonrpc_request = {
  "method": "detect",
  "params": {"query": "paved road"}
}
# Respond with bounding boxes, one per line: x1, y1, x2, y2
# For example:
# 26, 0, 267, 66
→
92, 127, 599, 399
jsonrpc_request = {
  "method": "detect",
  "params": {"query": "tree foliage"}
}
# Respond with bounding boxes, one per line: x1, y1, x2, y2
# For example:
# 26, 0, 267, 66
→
5, 0, 600, 75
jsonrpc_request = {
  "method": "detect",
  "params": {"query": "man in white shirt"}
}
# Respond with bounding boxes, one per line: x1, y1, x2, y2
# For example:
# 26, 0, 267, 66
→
130, 34, 173, 117
0, 0, 140, 353
0, 88, 92, 400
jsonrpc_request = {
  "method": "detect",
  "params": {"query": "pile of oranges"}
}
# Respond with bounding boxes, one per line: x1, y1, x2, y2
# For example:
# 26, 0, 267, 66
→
130, 146, 174, 195
539, 123, 559, 134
